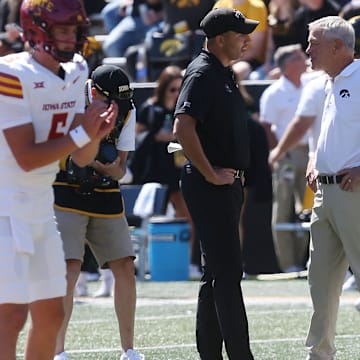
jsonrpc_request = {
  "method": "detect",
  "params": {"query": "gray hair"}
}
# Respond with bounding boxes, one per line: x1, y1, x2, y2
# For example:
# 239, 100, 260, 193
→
274, 43, 302, 71
308, 16, 355, 53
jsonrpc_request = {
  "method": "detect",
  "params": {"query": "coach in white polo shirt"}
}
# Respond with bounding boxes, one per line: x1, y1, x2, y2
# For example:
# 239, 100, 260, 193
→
259, 43, 309, 272
305, 16, 360, 360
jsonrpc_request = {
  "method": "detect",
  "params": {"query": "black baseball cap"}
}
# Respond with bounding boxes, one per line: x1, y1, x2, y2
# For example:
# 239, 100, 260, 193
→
90, 65, 133, 101
200, 7, 259, 38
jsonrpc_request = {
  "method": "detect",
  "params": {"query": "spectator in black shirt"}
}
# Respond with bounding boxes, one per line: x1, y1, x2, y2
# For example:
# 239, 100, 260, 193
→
289, 0, 340, 51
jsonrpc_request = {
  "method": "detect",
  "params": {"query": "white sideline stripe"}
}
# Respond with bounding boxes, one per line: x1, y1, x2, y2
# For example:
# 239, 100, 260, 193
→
30, 333, 360, 356
74, 314, 194, 324
76, 295, 358, 307
72, 308, 310, 325
252, 333, 360, 344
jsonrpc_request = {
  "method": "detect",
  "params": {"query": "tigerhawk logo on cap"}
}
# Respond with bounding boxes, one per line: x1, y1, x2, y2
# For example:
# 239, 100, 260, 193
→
234, 10, 242, 19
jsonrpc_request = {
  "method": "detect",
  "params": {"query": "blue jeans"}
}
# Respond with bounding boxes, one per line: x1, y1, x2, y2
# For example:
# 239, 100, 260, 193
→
101, 0, 127, 31
103, 14, 163, 57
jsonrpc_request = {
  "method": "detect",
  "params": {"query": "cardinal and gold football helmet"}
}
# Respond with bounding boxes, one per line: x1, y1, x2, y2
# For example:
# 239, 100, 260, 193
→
20, 0, 89, 62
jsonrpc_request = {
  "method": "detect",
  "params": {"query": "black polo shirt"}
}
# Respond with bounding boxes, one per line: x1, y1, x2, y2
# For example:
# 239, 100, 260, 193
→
175, 49, 250, 170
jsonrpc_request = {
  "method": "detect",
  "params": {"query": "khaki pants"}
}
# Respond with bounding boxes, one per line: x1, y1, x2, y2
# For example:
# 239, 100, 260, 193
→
306, 182, 360, 359
272, 146, 309, 271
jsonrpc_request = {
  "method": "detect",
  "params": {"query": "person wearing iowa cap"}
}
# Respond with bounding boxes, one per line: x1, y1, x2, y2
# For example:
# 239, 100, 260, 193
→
53, 65, 144, 360
173, 7, 258, 360
200, 7, 259, 38
90, 64, 134, 106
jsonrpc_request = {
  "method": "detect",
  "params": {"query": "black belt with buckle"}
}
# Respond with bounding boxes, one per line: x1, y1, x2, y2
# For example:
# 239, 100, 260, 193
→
318, 174, 344, 184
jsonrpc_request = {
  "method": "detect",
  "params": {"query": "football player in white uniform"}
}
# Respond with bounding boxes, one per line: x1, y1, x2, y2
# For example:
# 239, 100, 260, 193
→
0, 1, 118, 359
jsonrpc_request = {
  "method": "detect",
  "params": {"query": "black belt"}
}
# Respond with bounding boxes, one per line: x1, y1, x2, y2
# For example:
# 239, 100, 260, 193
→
318, 174, 344, 184
185, 164, 244, 179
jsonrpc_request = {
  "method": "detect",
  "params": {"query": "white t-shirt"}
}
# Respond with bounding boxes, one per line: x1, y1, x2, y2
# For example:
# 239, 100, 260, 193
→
0, 52, 88, 220
259, 75, 307, 145
315, 60, 360, 173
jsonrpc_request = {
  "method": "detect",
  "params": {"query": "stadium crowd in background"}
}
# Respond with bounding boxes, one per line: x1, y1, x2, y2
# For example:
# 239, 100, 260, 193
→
0, 0, 359, 81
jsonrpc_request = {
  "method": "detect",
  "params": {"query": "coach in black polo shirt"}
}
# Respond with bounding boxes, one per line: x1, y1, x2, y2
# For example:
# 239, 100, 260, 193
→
173, 7, 258, 360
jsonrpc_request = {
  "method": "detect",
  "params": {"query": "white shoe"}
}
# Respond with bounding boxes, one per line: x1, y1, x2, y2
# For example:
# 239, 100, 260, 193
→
86, 272, 100, 282
93, 286, 111, 297
94, 269, 114, 297
355, 297, 360, 312
54, 351, 70, 360
74, 271, 88, 297
120, 349, 144, 360
343, 274, 358, 291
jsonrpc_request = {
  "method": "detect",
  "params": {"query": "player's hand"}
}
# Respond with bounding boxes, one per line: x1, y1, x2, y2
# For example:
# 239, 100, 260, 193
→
96, 101, 118, 140
82, 100, 118, 141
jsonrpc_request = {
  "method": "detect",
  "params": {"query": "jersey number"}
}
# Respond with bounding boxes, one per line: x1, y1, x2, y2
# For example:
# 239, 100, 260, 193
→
48, 113, 68, 139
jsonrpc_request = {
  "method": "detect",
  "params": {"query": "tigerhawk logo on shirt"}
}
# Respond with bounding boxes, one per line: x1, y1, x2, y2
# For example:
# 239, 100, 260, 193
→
339, 89, 350, 98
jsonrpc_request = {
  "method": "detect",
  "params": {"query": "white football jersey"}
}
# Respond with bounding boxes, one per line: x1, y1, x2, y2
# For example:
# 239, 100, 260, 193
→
0, 52, 88, 220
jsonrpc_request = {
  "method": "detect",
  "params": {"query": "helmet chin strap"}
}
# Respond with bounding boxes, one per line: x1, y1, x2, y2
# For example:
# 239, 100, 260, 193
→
53, 49, 75, 62
42, 43, 75, 62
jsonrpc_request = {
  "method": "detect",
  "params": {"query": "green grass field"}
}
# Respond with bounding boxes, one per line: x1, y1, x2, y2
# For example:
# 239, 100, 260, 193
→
17, 277, 360, 359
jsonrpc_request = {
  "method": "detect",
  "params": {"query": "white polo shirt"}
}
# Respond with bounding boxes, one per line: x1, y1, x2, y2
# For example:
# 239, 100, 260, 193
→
259, 75, 307, 145
315, 60, 360, 173
295, 73, 326, 157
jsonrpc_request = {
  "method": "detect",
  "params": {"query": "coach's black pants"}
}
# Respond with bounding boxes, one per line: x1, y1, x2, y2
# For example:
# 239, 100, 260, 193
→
181, 164, 254, 360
